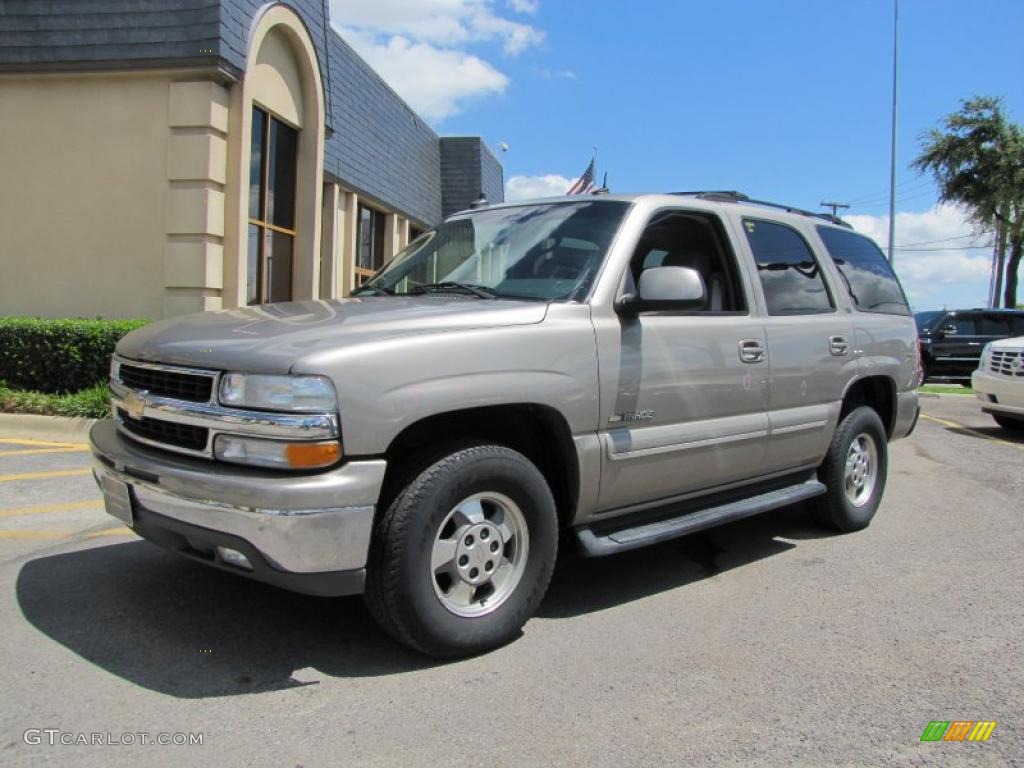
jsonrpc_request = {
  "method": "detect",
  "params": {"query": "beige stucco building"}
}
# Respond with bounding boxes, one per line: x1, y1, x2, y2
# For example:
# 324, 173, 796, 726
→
0, 1, 503, 319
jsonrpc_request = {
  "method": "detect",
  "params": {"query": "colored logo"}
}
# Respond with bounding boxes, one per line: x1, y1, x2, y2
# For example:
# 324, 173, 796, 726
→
920, 721, 996, 742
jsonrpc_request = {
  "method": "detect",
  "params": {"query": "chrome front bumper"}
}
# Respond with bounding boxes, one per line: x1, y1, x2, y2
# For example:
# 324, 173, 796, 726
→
972, 370, 1024, 417
89, 420, 386, 594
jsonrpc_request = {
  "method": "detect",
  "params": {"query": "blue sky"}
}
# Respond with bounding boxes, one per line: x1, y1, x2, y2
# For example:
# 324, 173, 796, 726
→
330, 0, 1024, 311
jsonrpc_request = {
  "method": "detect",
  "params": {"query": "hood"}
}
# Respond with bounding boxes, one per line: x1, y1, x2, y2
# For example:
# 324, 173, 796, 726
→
991, 335, 1024, 352
117, 296, 549, 374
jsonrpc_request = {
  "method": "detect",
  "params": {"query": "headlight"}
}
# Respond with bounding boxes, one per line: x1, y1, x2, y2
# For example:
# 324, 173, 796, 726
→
219, 374, 337, 413
979, 342, 994, 368
214, 435, 342, 469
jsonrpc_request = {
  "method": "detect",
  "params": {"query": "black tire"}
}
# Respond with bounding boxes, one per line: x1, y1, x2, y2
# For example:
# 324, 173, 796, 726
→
992, 413, 1024, 432
364, 443, 558, 658
960, 381, 973, 388
811, 406, 889, 532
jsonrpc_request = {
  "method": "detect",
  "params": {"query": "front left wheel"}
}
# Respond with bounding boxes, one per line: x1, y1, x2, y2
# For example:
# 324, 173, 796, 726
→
364, 443, 558, 658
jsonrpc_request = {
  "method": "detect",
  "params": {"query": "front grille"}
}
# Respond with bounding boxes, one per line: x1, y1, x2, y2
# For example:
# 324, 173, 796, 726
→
990, 350, 1024, 377
118, 409, 209, 452
119, 364, 214, 402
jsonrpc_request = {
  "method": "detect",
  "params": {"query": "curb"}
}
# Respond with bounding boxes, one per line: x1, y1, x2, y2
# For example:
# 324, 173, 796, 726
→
0, 413, 99, 442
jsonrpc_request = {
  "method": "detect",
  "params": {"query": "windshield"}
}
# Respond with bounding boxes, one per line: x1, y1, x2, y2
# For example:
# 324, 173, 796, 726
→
357, 200, 631, 301
914, 310, 945, 332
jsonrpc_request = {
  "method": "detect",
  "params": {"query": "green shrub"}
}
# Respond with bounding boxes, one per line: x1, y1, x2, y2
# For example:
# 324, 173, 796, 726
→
0, 382, 111, 419
0, 317, 147, 394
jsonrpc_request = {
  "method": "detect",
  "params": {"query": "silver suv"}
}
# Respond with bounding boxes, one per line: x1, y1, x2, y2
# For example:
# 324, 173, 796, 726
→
90, 192, 921, 657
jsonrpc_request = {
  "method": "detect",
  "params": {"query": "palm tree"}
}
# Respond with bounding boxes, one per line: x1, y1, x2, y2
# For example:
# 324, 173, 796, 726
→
913, 96, 1024, 307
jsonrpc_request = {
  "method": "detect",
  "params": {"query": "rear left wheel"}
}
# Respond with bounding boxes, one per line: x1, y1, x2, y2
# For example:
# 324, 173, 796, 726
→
812, 406, 889, 532
364, 443, 558, 658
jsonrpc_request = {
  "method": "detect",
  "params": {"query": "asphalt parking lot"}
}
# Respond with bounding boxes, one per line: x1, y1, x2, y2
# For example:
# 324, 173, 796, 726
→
1, 395, 1021, 767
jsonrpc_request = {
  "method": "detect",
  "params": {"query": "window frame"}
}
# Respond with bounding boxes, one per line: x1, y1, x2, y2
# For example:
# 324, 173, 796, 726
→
742, 216, 837, 316
620, 207, 752, 316
354, 203, 388, 288
248, 105, 298, 305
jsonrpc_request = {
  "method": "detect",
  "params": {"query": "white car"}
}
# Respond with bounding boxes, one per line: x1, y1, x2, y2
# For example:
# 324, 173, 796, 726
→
972, 336, 1024, 432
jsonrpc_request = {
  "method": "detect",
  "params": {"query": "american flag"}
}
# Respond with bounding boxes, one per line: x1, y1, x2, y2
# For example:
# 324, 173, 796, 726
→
565, 158, 596, 195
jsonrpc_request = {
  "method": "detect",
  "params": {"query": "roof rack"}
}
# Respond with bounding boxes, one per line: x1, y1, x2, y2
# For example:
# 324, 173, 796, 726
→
669, 190, 853, 229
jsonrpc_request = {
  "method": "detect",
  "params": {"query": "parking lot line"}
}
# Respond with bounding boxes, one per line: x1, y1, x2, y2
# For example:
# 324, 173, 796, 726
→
920, 413, 1024, 451
0, 500, 101, 518
0, 468, 92, 483
0, 526, 129, 541
0, 447, 88, 457
0, 529, 78, 540
0, 438, 89, 449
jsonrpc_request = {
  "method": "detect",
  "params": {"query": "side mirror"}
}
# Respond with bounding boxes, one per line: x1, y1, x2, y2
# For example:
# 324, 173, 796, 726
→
616, 266, 706, 315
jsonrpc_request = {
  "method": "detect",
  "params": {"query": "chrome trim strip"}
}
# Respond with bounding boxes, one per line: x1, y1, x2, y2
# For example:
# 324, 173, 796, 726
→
110, 381, 338, 439
770, 420, 828, 436
606, 429, 768, 461
114, 354, 221, 377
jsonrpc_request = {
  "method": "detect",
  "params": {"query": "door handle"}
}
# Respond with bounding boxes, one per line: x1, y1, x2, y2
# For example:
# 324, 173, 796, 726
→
738, 339, 766, 363
829, 335, 850, 356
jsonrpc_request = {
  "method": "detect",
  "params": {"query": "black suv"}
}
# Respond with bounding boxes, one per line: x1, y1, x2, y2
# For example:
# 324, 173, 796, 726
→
916, 308, 1024, 382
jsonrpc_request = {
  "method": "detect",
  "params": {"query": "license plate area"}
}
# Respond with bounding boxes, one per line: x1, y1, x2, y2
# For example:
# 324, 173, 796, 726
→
99, 473, 134, 527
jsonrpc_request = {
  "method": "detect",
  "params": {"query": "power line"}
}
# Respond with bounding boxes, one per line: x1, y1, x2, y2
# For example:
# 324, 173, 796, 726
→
895, 232, 993, 247
846, 176, 932, 206
896, 244, 993, 252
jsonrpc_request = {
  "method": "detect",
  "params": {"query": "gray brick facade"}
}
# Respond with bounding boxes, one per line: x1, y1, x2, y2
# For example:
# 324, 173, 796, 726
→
440, 137, 505, 218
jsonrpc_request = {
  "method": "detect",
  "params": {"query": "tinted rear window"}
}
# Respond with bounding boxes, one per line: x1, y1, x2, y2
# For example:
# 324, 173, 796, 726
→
816, 226, 910, 315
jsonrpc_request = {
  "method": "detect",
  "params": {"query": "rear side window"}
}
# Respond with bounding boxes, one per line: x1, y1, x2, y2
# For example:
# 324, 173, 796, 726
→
816, 227, 910, 315
743, 219, 833, 314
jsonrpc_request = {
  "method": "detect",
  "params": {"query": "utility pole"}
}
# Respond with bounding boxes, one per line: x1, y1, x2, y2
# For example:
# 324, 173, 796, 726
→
887, 0, 899, 265
820, 201, 850, 217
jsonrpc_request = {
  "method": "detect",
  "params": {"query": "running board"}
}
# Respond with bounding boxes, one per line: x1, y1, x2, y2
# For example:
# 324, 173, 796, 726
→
575, 480, 826, 557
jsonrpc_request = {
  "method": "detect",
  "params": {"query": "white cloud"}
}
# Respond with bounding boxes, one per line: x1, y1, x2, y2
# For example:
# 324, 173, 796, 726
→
846, 204, 995, 309
330, 0, 543, 122
506, 174, 574, 200
341, 30, 508, 123
508, 0, 539, 13
332, 0, 543, 52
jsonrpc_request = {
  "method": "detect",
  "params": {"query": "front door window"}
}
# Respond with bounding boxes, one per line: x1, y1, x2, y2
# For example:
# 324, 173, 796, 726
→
248, 106, 298, 304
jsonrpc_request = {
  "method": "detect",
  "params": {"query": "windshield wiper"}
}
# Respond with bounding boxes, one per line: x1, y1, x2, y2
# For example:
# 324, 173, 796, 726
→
350, 284, 395, 296
411, 282, 497, 299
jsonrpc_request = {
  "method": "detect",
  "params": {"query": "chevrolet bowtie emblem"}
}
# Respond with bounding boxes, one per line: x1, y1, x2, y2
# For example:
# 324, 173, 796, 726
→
123, 389, 147, 420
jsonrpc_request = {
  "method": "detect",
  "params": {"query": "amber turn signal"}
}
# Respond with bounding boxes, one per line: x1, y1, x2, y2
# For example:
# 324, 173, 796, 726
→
284, 441, 342, 468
